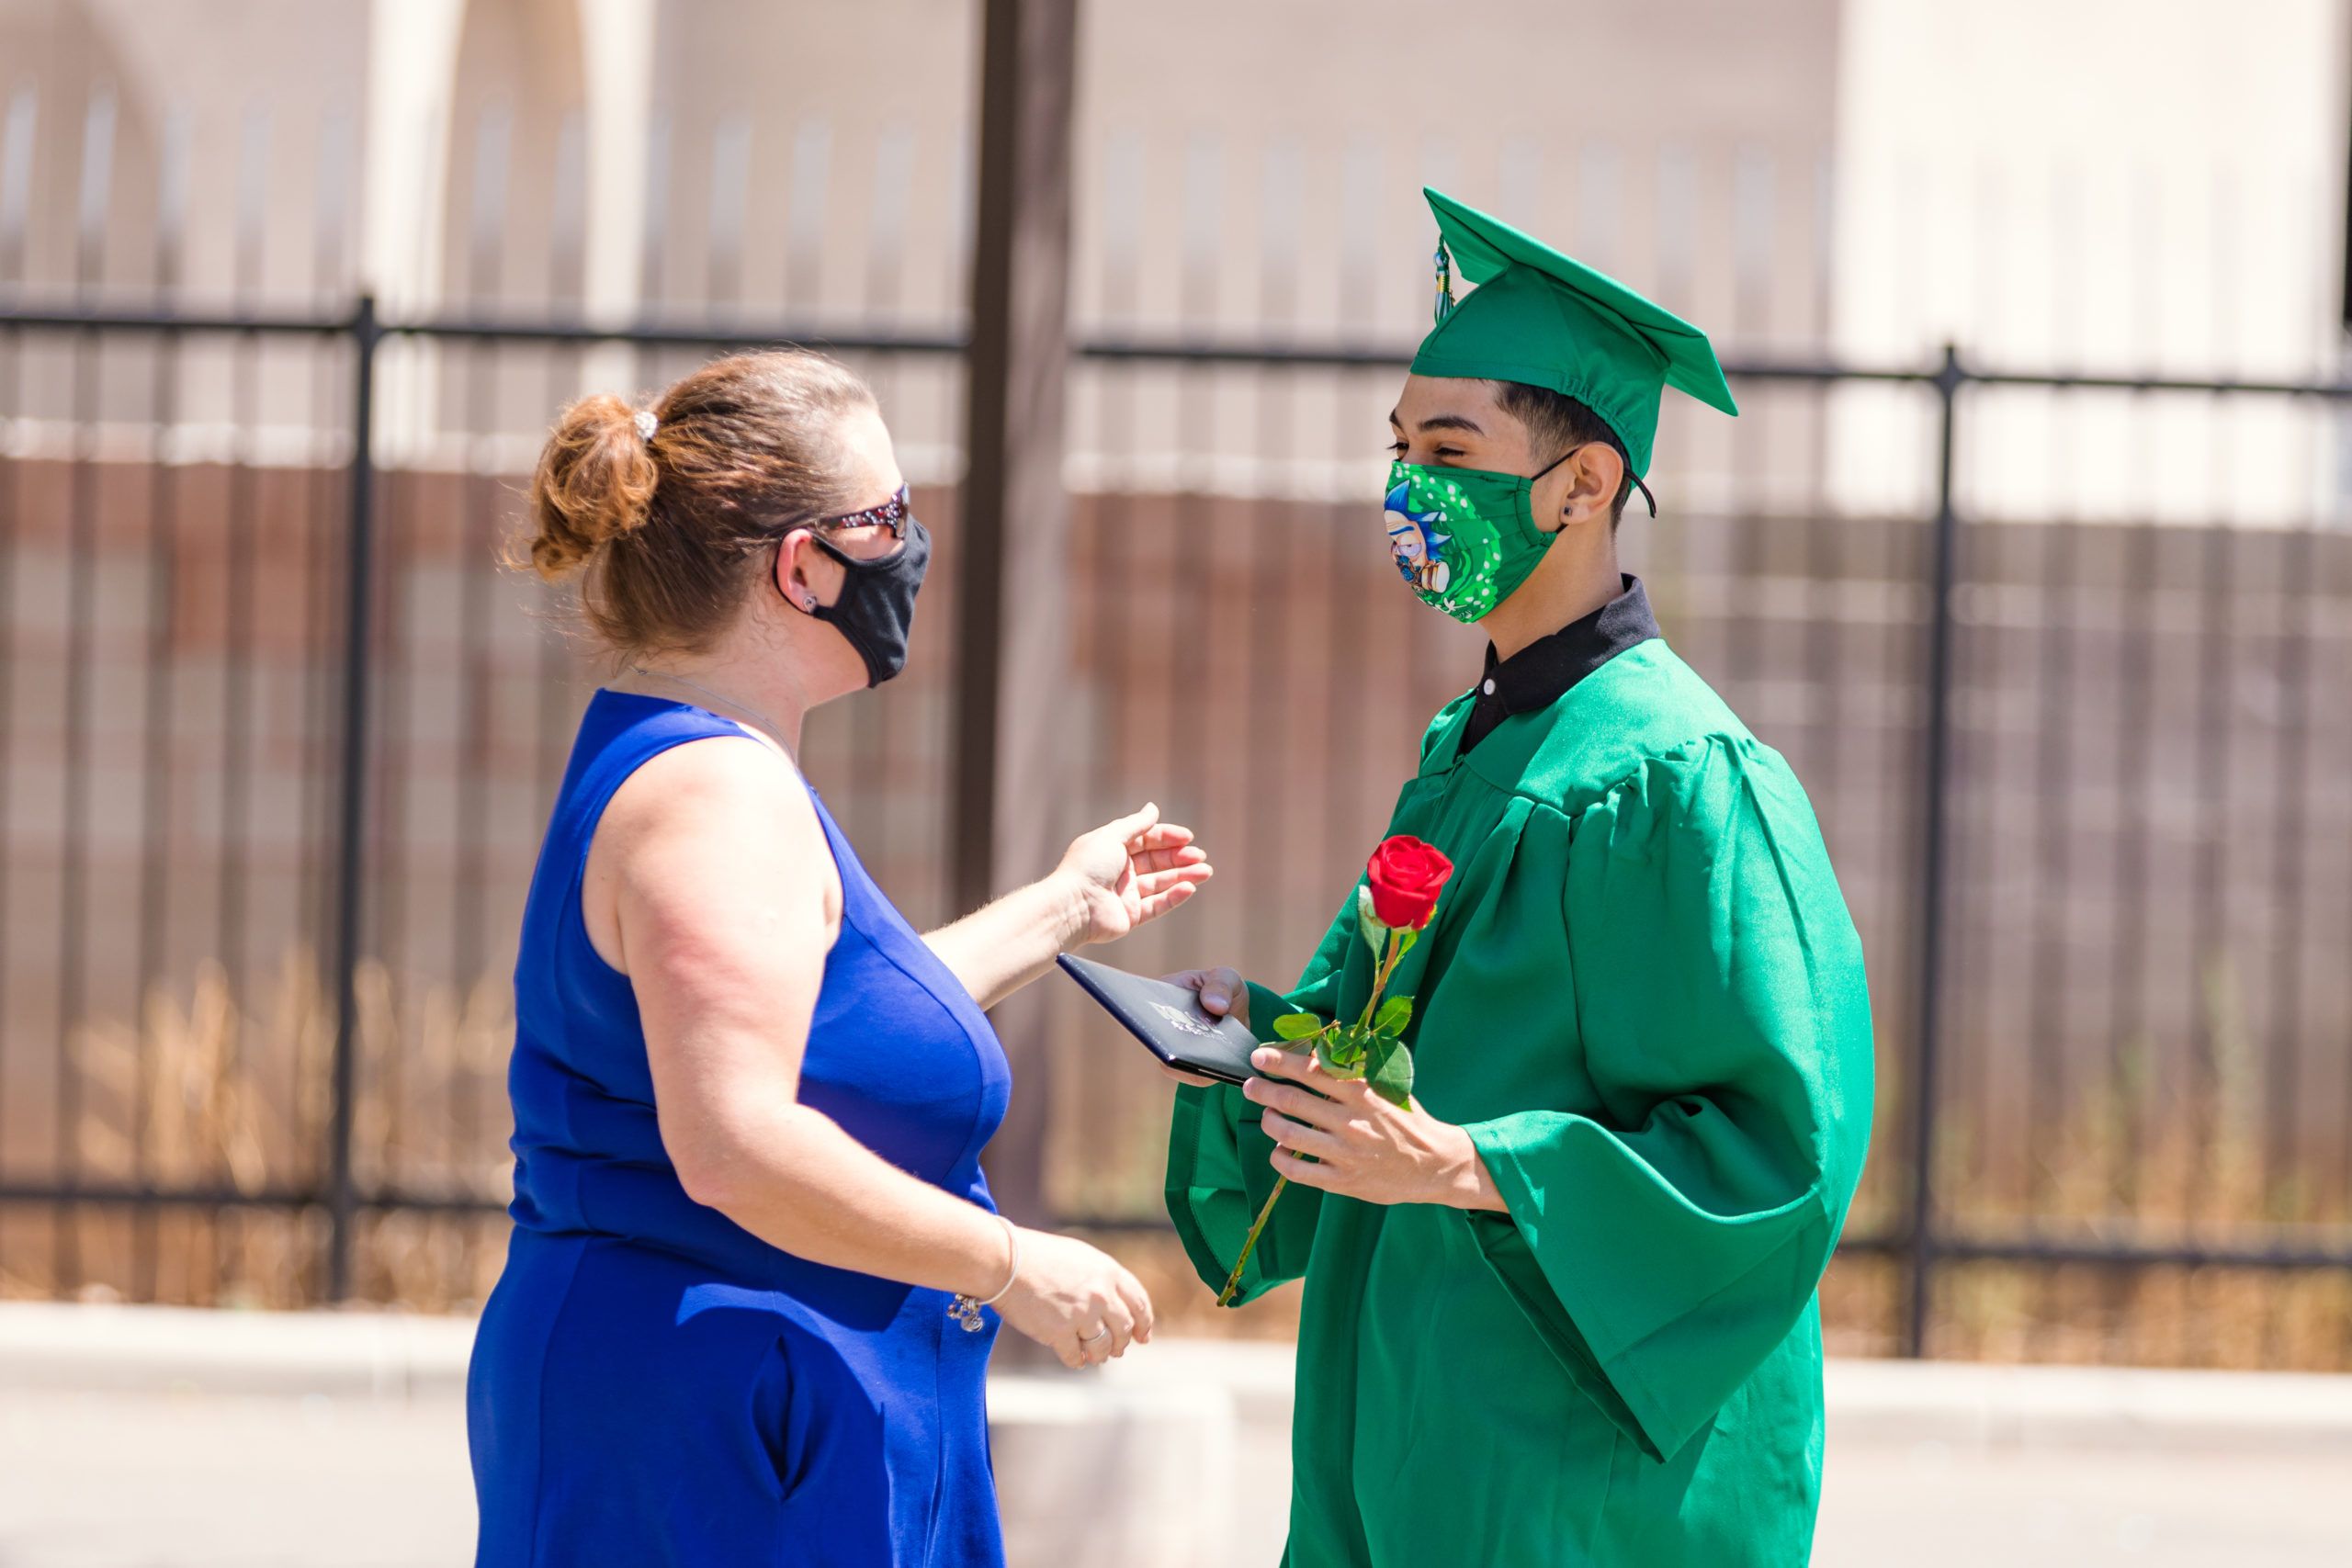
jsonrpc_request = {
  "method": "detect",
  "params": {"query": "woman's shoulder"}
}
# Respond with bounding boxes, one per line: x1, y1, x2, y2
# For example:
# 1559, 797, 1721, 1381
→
582, 710, 839, 971
581, 693, 824, 883
602, 719, 811, 847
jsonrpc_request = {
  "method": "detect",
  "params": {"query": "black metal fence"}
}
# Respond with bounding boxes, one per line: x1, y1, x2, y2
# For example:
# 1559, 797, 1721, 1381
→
2, 295, 2348, 1360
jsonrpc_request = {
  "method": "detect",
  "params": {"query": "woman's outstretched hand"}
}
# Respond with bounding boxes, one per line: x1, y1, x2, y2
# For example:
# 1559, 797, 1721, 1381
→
1057, 802, 1213, 947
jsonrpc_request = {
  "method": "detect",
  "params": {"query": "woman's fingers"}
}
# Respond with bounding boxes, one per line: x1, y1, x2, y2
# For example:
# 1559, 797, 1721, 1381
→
1126, 821, 1196, 854
1133, 865, 1214, 923
1103, 802, 1161, 842
1075, 1299, 1135, 1365
1132, 844, 1209, 876
1118, 1269, 1155, 1344
1135, 877, 1207, 914
1103, 1297, 1138, 1359
1136, 885, 1200, 923
1133, 863, 1213, 899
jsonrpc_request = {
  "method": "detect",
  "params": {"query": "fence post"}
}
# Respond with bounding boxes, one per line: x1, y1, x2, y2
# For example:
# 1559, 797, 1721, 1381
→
325, 294, 379, 1303
953, 0, 1079, 1232
1904, 343, 1964, 1357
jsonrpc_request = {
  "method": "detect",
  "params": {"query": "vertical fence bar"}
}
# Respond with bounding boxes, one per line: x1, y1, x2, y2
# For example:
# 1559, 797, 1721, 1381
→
1904, 343, 1964, 1358
54, 86, 118, 1292
131, 112, 192, 1302
53, 294, 97, 1292
326, 294, 380, 1303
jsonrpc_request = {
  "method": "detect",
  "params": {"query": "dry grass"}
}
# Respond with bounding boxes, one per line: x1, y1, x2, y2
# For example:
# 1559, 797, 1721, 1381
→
6, 946, 2348, 1371
2, 950, 509, 1313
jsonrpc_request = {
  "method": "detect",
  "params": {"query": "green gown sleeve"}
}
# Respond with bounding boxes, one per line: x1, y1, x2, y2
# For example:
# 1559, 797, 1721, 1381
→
1164, 885, 1363, 1306
1462, 735, 1874, 1461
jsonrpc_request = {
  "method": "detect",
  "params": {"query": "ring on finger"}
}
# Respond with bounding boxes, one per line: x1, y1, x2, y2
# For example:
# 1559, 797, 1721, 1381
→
1078, 1325, 1110, 1347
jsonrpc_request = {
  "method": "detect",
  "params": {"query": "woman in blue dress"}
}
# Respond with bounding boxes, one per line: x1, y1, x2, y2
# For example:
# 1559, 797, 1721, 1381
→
469, 350, 1213, 1566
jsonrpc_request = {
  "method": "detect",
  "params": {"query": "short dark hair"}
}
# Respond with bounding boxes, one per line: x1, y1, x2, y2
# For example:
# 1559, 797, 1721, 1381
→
1485, 379, 1635, 526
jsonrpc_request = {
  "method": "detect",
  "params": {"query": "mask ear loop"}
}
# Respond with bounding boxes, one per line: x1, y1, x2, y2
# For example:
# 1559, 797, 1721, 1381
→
1532, 442, 1658, 519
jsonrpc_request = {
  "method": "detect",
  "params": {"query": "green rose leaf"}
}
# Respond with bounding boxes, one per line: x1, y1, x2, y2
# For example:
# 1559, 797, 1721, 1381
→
1374, 996, 1413, 1036
1317, 1026, 1369, 1077
1366, 1034, 1416, 1109
1316, 1047, 1367, 1080
1272, 1012, 1324, 1042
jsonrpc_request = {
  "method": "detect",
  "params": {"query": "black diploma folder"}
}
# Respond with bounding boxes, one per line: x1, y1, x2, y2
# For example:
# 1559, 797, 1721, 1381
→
1055, 953, 1263, 1086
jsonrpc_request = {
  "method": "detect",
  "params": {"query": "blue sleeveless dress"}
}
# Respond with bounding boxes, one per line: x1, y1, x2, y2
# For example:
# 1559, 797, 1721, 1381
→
469, 691, 1013, 1566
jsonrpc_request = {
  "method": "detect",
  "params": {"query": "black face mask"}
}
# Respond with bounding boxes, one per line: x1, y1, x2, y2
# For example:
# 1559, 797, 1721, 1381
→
791, 516, 931, 687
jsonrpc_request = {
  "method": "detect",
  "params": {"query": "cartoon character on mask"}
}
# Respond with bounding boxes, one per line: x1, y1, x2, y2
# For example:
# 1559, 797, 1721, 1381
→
1384, 479, 1453, 599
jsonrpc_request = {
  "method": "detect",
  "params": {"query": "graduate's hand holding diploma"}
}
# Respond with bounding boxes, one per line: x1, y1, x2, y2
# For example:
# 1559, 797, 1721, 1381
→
1156, 966, 1248, 1088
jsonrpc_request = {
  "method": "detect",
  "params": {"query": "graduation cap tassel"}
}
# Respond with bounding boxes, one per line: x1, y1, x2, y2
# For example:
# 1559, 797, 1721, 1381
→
1432, 240, 1454, 325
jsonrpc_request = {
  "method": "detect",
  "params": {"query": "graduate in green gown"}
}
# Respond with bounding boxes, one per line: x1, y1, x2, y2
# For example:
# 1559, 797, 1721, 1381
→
1161, 188, 1876, 1566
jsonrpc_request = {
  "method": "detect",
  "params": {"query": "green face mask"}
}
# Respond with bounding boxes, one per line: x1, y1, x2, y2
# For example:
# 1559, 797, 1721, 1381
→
1382, 451, 1573, 623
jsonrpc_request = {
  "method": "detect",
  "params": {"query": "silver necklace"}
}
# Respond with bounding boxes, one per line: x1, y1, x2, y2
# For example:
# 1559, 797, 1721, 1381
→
628, 665, 791, 752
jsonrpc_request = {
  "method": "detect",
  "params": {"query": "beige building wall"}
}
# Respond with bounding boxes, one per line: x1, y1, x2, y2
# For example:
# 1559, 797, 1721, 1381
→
6, 0, 1845, 501
1830, 0, 2352, 524
7, 0, 2348, 516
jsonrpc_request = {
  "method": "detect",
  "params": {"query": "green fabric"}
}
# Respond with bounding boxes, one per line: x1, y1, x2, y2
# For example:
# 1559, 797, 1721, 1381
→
1164, 639, 1874, 1566
1410, 186, 1738, 478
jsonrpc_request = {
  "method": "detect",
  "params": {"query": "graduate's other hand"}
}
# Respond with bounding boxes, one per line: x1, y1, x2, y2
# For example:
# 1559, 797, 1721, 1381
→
1244, 1046, 1506, 1211
1057, 802, 1215, 947
1156, 967, 1247, 1087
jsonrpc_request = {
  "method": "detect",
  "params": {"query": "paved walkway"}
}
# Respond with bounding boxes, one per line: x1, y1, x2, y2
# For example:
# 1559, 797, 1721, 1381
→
1, 1305, 2345, 1566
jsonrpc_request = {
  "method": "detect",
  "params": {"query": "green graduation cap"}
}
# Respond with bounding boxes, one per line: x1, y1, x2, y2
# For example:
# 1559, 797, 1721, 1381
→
1408, 186, 1737, 480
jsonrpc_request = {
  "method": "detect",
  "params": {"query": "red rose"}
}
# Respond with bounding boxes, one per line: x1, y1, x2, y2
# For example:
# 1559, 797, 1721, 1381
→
1364, 835, 1453, 931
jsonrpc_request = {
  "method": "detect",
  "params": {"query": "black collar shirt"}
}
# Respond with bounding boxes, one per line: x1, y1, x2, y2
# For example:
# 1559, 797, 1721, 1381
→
1458, 574, 1660, 756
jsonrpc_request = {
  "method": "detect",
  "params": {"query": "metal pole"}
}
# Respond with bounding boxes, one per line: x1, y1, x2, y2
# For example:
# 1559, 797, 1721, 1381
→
1904, 343, 1963, 1357
325, 294, 379, 1303
953, 0, 1079, 1236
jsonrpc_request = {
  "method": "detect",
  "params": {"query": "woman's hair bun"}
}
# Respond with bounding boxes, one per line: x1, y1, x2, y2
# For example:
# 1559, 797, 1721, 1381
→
522, 393, 660, 580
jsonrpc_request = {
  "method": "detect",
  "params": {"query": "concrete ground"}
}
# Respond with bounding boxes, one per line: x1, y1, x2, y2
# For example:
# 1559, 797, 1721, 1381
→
1, 1305, 2346, 1566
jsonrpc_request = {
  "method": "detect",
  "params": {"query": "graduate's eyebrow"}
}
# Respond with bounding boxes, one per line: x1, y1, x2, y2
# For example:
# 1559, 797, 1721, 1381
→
1387, 410, 1486, 436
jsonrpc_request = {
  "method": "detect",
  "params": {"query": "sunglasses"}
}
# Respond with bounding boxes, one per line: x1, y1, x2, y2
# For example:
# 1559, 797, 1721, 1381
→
812, 485, 912, 541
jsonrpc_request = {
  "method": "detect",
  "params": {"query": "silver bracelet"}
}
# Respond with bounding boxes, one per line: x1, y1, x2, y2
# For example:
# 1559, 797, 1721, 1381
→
948, 1214, 1020, 1333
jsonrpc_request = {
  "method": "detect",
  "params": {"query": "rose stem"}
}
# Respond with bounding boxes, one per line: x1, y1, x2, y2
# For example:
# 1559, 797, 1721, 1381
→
1216, 1174, 1288, 1306
1217, 926, 1408, 1306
